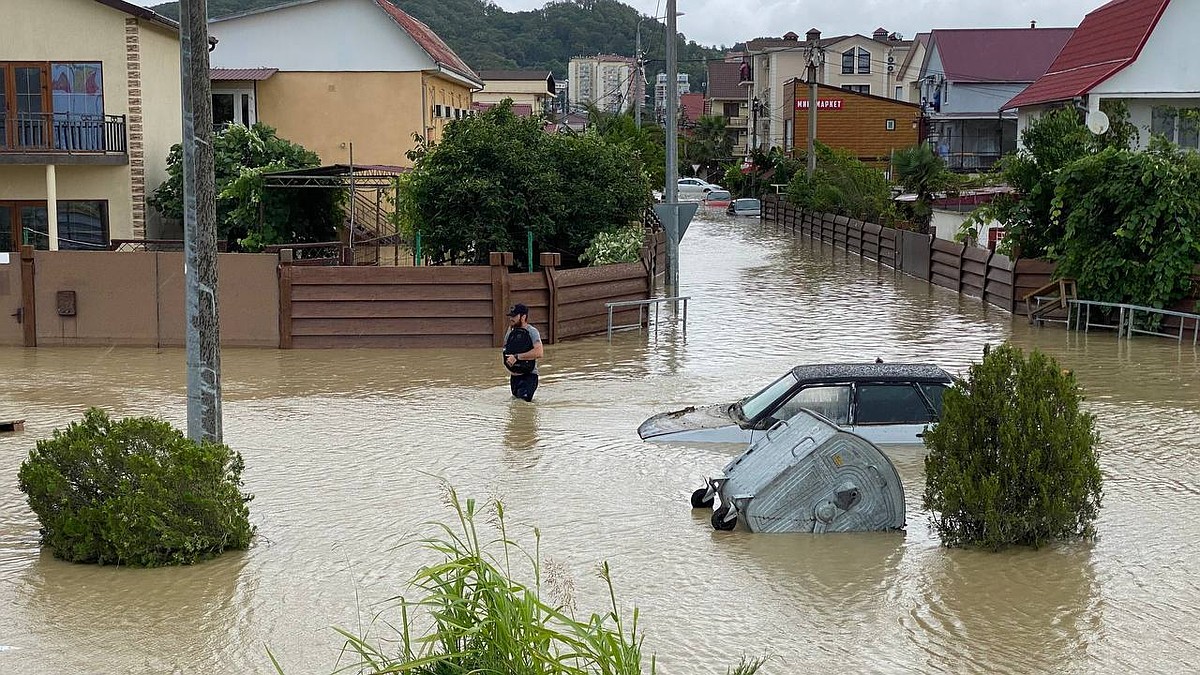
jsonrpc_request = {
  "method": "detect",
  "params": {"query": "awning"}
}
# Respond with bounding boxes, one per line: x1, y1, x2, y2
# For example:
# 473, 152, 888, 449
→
263, 164, 410, 188
211, 68, 278, 81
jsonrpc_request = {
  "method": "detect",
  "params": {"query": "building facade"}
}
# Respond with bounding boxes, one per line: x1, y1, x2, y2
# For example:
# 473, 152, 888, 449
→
706, 59, 751, 156
654, 73, 691, 113
208, 0, 481, 168
787, 81, 921, 168
1007, 0, 1198, 152
475, 70, 556, 115
920, 27, 1073, 171
567, 55, 635, 114
1, 0, 182, 250
743, 29, 912, 153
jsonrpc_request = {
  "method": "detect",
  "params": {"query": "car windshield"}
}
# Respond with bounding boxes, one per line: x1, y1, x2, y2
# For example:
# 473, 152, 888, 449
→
736, 371, 799, 422
735, 199, 759, 207
707, 191, 731, 200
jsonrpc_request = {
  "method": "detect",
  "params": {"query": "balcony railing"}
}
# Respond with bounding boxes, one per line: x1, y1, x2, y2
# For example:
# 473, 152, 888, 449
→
0, 113, 127, 154
727, 116, 748, 128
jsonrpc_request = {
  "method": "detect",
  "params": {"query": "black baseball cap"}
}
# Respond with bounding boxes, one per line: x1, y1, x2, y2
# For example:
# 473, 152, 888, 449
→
506, 303, 529, 317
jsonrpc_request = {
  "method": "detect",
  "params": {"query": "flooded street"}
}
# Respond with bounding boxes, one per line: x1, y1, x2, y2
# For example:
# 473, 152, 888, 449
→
2, 213, 1199, 673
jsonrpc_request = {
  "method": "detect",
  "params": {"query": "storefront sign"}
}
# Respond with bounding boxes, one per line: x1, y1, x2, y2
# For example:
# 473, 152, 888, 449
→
796, 99, 844, 110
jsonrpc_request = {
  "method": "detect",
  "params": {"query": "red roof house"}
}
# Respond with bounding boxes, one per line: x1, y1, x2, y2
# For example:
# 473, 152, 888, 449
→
1003, 0, 1197, 149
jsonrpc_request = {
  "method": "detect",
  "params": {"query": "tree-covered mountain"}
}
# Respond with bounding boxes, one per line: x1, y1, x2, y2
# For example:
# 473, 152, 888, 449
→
150, 0, 725, 89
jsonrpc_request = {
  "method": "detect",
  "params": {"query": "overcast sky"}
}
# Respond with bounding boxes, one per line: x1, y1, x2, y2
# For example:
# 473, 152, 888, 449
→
134, 0, 1105, 47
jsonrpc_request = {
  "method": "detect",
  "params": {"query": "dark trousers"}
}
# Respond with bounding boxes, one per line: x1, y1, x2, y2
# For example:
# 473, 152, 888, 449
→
510, 373, 539, 402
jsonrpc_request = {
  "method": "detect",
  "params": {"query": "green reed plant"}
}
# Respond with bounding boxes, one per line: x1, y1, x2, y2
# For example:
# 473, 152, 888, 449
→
276, 487, 763, 674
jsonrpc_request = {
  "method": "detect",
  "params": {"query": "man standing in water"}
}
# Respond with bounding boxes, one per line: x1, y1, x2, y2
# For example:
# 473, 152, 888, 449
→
503, 303, 543, 402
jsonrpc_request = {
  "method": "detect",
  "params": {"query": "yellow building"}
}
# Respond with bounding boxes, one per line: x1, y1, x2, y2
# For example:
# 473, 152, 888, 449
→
0, 0, 182, 251
208, 0, 482, 168
475, 70, 556, 116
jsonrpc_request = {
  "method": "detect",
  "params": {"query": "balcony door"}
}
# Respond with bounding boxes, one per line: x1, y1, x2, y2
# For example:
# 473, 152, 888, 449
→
1, 63, 50, 150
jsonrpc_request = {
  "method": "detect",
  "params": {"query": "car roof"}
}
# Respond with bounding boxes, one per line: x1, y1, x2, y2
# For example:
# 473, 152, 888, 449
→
788, 362, 952, 384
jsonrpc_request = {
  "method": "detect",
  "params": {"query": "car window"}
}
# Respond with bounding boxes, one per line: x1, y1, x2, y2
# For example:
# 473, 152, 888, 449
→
766, 385, 852, 427
856, 384, 933, 425
707, 191, 731, 200
919, 383, 947, 419
738, 371, 800, 422
679, 179, 698, 185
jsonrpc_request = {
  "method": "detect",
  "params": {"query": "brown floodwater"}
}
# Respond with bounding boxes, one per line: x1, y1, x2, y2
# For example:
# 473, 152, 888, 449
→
2, 213, 1199, 674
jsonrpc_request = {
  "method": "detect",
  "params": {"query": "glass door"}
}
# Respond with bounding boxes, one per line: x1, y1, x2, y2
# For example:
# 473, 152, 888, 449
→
14, 65, 50, 149
0, 205, 13, 252
20, 204, 49, 249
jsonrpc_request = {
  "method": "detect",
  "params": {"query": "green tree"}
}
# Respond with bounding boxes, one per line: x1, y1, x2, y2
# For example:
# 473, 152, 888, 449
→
922, 344, 1102, 551
684, 115, 732, 181
18, 408, 254, 567
785, 142, 896, 224
893, 144, 955, 234
400, 101, 651, 268
149, 124, 343, 250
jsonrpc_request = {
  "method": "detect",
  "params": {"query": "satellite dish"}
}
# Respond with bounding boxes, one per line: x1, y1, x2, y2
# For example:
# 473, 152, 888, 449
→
1087, 110, 1110, 135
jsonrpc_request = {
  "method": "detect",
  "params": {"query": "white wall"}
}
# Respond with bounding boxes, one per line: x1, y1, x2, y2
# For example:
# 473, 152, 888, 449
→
209, 0, 433, 72
932, 209, 997, 248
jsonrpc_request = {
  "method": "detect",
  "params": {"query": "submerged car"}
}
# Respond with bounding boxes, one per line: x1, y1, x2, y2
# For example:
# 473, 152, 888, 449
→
637, 363, 953, 446
727, 198, 761, 217
702, 190, 732, 209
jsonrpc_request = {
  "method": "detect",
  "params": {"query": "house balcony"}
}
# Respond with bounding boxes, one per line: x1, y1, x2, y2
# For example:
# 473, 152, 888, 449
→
732, 143, 748, 156
0, 113, 129, 165
727, 116, 748, 128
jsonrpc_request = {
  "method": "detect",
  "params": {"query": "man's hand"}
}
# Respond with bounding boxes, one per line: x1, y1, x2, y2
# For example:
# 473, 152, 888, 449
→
505, 354, 518, 367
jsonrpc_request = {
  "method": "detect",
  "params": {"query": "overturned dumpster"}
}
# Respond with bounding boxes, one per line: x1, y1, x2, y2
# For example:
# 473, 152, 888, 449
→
698, 410, 906, 533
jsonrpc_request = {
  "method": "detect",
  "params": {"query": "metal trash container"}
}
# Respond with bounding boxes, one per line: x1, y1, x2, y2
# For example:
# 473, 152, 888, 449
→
705, 410, 906, 533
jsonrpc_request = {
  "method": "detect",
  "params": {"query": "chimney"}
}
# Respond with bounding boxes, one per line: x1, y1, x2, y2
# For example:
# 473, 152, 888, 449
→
783, 31, 799, 41
873, 27, 889, 41
1030, 20, 1037, 29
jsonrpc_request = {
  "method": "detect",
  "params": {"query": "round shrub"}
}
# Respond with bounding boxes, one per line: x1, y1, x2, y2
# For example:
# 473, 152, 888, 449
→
18, 408, 254, 566
922, 344, 1102, 550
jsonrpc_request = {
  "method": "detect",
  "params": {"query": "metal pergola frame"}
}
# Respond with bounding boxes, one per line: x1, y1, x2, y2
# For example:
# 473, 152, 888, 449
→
262, 163, 408, 189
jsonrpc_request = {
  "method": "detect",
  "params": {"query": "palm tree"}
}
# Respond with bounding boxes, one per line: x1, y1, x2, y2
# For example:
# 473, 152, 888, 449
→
893, 144, 953, 234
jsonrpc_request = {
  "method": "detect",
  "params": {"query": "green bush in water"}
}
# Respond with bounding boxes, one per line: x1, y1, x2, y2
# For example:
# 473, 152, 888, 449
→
580, 225, 645, 266
922, 344, 1102, 550
18, 408, 254, 566
284, 486, 765, 674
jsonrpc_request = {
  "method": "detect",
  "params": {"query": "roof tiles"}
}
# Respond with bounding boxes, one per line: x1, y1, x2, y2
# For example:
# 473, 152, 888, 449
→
1005, 0, 1171, 108
372, 0, 480, 85
929, 28, 1074, 83
707, 61, 746, 100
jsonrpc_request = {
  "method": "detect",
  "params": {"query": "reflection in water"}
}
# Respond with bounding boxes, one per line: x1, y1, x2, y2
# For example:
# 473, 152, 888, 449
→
1, 213, 1198, 673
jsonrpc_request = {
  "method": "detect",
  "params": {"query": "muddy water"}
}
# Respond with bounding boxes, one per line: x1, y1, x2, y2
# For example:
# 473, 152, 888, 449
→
1, 214, 1199, 674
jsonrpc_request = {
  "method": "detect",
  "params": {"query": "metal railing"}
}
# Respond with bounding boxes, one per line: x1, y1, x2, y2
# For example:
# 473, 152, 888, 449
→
0, 112, 127, 153
606, 296, 690, 341
1069, 299, 1200, 345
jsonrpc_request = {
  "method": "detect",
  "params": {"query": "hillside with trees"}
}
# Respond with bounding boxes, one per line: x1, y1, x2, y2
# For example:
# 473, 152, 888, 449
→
150, 0, 725, 90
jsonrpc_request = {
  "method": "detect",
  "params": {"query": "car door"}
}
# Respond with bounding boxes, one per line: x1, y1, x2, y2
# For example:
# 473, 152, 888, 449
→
677, 178, 700, 198
747, 384, 853, 443
850, 382, 937, 444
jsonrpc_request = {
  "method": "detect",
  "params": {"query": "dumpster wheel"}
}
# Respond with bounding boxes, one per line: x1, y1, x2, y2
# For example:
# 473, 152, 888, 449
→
690, 487, 715, 509
711, 505, 737, 531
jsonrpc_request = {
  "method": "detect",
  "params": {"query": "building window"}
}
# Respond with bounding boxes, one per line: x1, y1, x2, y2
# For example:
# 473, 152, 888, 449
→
841, 48, 871, 75
886, 119, 896, 131
842, 84, 870, 95
3, 62, 109, 151
1152, 106, 1200, 149
0, 200, 108, 251
895, 86, 904, 100
842, 50, 855, 75
212, 90, 254, 130
858, 49, 871, 74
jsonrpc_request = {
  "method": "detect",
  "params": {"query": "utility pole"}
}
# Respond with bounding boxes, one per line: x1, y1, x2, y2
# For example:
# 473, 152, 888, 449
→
634, 23, 643, 127
663, 0, 680, 295
179, 0, 223, 443
805, 28, 821, 178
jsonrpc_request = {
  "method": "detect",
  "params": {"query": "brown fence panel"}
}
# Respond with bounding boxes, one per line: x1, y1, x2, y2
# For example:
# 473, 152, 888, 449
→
834, 216, 851, 250
1013, 258, 1058, 314
862, 222, 882, 260
960, 247, 991, 299
846, 219, 863, 254
984, 253, 1016, 311
879, 227, 898, 268
510, 271, 551, 342
290, 265, 495, 349
930, 239, 964, 291
554, 262, 649, 340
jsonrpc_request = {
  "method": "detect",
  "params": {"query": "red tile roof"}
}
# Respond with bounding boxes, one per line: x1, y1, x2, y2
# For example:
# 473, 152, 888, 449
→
928, 28, 1075, 83
372, 0, 481, 86
707, 61, 746, 100
211, 67, 278, 81
472, 101, 536, 117
680, 93, 706, 123
1005, 0, 1171, 109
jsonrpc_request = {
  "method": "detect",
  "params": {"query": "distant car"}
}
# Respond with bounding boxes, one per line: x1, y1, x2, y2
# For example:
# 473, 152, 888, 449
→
727, 198, 761, 217
677, 177, 722, 199
702, 190, 732, 208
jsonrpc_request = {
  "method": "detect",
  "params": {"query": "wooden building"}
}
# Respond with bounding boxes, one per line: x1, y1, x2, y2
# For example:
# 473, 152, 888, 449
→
786, 81, 922, 165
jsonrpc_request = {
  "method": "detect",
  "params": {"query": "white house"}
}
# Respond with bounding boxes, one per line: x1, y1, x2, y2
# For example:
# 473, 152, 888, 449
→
1005, 0, 1198, 150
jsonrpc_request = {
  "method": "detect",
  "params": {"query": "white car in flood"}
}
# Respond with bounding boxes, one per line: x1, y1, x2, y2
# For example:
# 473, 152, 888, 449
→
637, 363, 953, 446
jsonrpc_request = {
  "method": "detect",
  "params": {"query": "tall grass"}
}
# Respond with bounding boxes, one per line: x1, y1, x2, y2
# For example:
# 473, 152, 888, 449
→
274, 487, 764, 674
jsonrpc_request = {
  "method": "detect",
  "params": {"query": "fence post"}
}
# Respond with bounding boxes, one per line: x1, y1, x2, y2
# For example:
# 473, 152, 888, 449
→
19, 245, 36, 347
540, 252, 561, 345
278, 248, 293, 349
490, 251, 514, 347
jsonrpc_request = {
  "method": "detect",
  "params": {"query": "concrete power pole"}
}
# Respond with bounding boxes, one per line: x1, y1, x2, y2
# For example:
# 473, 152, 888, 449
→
179, 0, 223, 443
663, 0, 680, 295
634, 25, 642, 127
805, 28, 821, 178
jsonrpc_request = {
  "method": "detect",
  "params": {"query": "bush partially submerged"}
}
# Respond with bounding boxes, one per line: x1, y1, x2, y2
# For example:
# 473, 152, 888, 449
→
580, 225, 645, 266
18, 408, 254, 566
922, 344, 1102, 550
303, 488, 763, 674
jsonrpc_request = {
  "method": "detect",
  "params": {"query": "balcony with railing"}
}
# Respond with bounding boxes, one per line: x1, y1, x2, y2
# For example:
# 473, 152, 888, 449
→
0, 112, 128, 165
727, 115, 748, 128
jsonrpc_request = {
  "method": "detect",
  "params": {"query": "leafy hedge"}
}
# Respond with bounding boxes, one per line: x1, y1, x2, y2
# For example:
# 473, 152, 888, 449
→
580, 225, 644, 266
18, 409, 254, 566
785, 142, 895, 225
922, 344, 1102, 550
